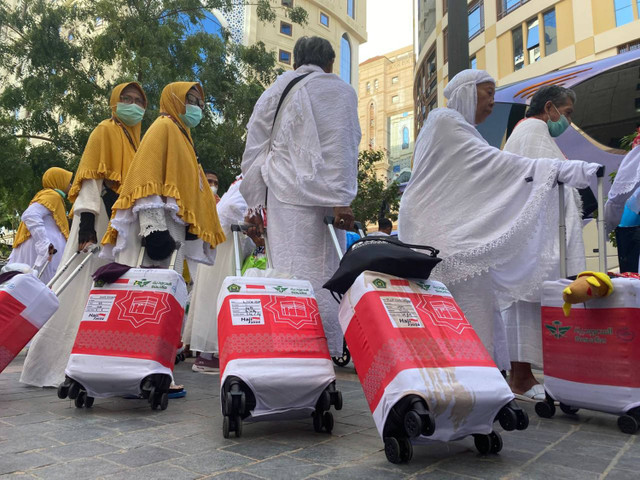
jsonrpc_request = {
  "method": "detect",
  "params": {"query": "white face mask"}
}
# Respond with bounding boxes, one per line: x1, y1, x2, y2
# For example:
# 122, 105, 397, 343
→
210, 185, 218, 195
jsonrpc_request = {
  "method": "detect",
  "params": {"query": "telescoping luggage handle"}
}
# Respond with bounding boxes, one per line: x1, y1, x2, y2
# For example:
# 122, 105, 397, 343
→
558, 165, 606, 277
323, 216, 365, 260
230, 224, 274, 277
48, 245, 100, 297
136, 241, 181, 270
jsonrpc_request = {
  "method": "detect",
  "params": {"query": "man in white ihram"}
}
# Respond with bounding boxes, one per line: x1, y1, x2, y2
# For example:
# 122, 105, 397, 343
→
241, 36, 361, 356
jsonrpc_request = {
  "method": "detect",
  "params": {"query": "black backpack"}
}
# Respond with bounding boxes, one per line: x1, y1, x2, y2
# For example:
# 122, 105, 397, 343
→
323, 236, 442, 295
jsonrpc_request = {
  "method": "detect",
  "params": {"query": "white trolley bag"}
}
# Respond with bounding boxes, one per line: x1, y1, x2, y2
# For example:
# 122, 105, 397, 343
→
537, 167, 640, 434
0, 246, 100, 373
325, 219, 528, 464
58, 247, 187, 411
217, 225, 342, 438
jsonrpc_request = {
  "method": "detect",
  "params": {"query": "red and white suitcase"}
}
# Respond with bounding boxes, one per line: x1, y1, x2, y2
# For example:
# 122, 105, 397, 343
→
216, 225, 341, 439
538, 168, 640, 433
0, 272, 59, 373
59, 249, 187, 410
0, 246, 99, 373
338, 270, 527, 463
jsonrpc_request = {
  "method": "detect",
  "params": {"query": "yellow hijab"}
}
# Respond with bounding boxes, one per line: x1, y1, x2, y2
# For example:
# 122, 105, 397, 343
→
67, 82, 146, 202
103, 82, 225, 248
13, 167, 73, 248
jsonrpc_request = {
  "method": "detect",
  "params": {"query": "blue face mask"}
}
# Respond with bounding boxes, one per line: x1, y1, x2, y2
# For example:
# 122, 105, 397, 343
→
179, 104, 203, 128
547, 104, 570, 138
116, 103, 145, 126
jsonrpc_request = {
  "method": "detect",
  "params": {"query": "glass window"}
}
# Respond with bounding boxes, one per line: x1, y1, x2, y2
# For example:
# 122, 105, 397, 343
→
443, 27, 448, 63
280, 21, 292, 36
392, 76, 399, 84
366, 82, 371, 93
470, 56, 477, 69
468, 1, 484, 39
527, 18, 540, 63
543, 9, 557, 56
614, 0, 633, 26
340, 34, 351, 84
443, 0, 447, 14
279, 50, 291, 65
374, 79, 379, 90
282, 0, 293, 6
320, 12, 329, 27
499, 0, 525, 18
347, 0, 355, 18
391, 95, 399, 104
402, 127, 409, 149
512, 26, 524, 71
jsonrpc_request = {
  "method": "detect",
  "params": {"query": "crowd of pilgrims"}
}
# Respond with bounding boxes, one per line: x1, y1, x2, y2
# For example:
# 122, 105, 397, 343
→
6, 36, 640, 403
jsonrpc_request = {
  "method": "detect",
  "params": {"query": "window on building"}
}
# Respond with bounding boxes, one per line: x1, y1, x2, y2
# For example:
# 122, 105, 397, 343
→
320, 12, 329, 27
340, 34, 351, 84
498, 0, 527, 19
614, 0, 634, 26
429, 77, 437, 96
470, 55, 477, 69
527, 17, 540, 63
279, 49, 291, 65
512, 26, 524, 71
402, 127, 410, 149
443, 27, 448, 64
374, 79, 379, 90
443, 0, 447, 14
281, 0, 293, 6
618, 39, 640, 53
543, 9, 557, 56
280, 21, 292, 36
347, 0, 355, 18
392, 76, 399, 84
366, 81, 371, 93
468, 1, 484, 39
392, 95, 399, 104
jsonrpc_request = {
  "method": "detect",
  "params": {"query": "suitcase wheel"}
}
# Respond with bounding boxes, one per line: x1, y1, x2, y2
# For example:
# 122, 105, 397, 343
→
404, 410, 423, 438
223, 415, 230, 438
497, 406, 518, 431
559, 403, 579, 416
74, 391, 86, 408
320, 390, 331, 412
333, 390, 343, 411
68, 381, 80, 400
160, 392, 169, 411
473, 431, 502, 455
384, 436, 412, 464
235, 415, 243, 438
515, 409, 529, 430
150, 390, 166, 411
618, 414, 639, 435
57, 384, 69, 399
313, 411, 323, 433
332, 340, 351, 367
534, 400, 556, 419
85, 395, 95, 408
323, 411, 334, 434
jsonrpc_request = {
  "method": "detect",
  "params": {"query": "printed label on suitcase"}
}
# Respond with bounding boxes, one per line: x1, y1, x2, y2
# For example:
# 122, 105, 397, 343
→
230, 299, 264, 326
380, 296, 423, 328
82, 294, 116, 322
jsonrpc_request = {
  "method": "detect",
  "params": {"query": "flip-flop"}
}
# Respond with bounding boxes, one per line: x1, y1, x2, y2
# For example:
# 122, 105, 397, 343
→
168, 389, 187, 399
513, 384, 545, 403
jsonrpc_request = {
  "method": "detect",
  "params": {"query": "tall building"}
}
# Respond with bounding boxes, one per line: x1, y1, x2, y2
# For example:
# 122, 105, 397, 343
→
217, 0, 367, 88
413, 0, 640, 134
358, 45, 416, 183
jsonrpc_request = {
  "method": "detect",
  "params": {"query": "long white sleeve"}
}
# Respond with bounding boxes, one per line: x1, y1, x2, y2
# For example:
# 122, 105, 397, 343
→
74, 179, 104, 215
21, 203, 51, 266
557, 161, 600, 188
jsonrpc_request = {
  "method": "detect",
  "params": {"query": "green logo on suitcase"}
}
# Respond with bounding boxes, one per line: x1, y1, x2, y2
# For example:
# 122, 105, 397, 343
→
227, 284, 241, 293
545, 320, 572, 339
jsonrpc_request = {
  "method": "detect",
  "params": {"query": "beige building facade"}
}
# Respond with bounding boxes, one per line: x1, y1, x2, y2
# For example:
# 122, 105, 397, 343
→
413, 0, 640, 133
217, 0, 367, 89
358, 45, 416, 183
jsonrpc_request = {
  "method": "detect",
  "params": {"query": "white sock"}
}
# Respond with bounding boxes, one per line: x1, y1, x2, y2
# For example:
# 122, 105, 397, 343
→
200, 352, 213, 360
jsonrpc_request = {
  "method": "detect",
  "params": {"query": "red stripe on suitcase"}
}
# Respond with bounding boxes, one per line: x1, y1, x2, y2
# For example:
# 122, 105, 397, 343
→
542, 306, 640, 387
246, 285, 266, 289
0, 291, 38, 373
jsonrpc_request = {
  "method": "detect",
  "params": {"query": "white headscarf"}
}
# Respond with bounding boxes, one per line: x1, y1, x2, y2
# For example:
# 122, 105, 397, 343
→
444, 69, 495, 125
604, 147, 640, 232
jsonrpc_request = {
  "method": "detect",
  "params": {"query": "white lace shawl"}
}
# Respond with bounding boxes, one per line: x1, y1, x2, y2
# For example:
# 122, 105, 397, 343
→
398, 107, 594, 305
240, 64, 360, 213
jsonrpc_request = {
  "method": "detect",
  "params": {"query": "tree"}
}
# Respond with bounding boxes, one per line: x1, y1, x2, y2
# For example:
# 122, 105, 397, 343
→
351, 149, 401, 228
0, 0, 307, 229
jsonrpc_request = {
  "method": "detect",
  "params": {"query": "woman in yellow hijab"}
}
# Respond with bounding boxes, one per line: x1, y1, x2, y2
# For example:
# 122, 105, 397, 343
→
9, 167, 73, 283
21, 82, 148, 389
101, 82, 225, 273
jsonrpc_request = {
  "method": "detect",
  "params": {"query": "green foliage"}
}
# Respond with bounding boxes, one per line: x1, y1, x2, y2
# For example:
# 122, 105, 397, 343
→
620, 129, 639, 151
0, 0, 306, 228
351, 150, 401, 228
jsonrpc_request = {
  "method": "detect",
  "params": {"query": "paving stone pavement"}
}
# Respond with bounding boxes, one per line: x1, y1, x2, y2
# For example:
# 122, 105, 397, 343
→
1, 354, 638, 479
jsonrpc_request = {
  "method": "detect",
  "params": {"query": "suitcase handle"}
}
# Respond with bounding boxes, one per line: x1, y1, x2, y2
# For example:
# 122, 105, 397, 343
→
230, 223, 273, 277
324, 216, 365, 260
52, 245, 100, 297
136, 240, 181, 269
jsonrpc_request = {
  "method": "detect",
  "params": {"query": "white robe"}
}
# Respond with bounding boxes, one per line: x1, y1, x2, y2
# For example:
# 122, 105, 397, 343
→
398, 107, 598, 368
605, 147, 640, 234
8, 203, 67, 284
184, 178, 254, 354
20, 179, 109, 387
240, 64, 361, 356
501, 118, 587, 368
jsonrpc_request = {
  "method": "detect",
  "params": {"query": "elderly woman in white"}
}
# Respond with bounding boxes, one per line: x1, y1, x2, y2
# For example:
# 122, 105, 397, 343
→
398, 70, 600, 375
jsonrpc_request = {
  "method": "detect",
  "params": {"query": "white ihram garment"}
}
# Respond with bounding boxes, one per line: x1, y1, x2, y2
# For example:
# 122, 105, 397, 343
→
21, 179, 109, 387
240, 64, 360, 356
398, 106, 598, 369
8, 203, 67, 284
185, 178, 254, 354
501, 118, 587, 367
